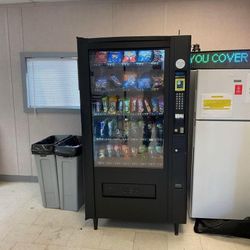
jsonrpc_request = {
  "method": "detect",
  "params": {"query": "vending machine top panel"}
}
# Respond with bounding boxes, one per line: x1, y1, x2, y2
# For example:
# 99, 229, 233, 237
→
191, 50, 250, 69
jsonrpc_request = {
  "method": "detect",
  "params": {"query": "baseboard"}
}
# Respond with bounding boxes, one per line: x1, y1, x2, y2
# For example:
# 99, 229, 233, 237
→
0, 175, 38, 182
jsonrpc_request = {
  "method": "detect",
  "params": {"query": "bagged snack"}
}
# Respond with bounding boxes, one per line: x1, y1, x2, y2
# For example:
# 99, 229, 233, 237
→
144, 99, 152, 113
152, 70, 164, 89
95, 51, 107, 64
123, 71, 137, 89
153, 50, 165, 62
100, 119, 108, 138
124, 98, 130, 113
118, 98, 123, 113
108, 96, 118, 114
151, 97, 159, 113
137, 75, 152, 89
106, 144, 113, 158
95, 77, 108, 89
114, 144, 122, 157
137, 96, 144, 113
131, 146, 138, 157
130, 97, 137, 113
122, 145, 130, 158
137, 50, 153, 63
97, 148, 106, 159
122, 51, 137, 63
94, 101, 102, 113
107, 51, 123, 64
102, 96, 108, 113
158, 96, 164, 113
110, 74, 122, 87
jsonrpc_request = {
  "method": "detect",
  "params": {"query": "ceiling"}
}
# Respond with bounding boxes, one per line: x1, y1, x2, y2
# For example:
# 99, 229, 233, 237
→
0, 0, 79, 4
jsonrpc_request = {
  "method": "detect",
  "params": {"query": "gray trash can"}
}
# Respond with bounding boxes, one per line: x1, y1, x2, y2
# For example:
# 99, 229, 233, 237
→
31, 135, 71, 208
55, 136, 84, 211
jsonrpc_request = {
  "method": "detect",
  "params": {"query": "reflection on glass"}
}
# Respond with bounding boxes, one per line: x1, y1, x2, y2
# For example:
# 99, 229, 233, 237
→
89, 49, 166, 169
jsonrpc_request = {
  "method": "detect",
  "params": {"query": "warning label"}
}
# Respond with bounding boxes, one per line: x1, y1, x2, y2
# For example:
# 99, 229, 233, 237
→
201, 93, 233, 117
203, 97, 232, 110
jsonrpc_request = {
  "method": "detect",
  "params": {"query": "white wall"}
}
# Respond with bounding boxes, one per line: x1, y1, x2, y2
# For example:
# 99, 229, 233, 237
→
0, 0, 249, 176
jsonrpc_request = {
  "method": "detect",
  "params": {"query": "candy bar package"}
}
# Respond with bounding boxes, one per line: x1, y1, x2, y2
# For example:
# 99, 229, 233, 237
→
122, 51, 137, 63
153, 50, 165, 62
124, 98, 130, 113
108, 96, 118, 114
137, 50, 153, 63
102, 96, 109, 113
137, 76, 152, 89
123, 71, 137, 89
107, 51, 123, 64
110, 74, 122, 87
137, 96, 144, 113
151, 97, 159, 113
95, 77, 109, 89
95, 51, 107, 64
152, 70, 164, 89
158, 96, 164, 113
130, 97, 137, 113
144, 99, 152, 113
118, 98, 123, 113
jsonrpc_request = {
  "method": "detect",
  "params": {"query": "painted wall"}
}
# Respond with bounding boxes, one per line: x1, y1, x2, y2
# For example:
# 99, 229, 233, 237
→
0, 0, 249, 176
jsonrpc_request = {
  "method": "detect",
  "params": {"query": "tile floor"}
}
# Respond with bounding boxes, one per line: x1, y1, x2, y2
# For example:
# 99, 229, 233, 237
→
0, 181, 249, 250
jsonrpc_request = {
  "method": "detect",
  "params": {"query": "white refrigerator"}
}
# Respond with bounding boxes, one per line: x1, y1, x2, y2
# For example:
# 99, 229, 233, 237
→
190, 69, 250, 220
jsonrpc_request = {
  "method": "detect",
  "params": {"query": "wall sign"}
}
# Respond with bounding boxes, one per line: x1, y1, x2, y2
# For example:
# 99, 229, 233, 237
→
191, 50, 250, 69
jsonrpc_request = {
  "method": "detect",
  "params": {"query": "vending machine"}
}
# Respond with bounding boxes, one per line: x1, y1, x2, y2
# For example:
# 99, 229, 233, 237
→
77, 36, 191, 235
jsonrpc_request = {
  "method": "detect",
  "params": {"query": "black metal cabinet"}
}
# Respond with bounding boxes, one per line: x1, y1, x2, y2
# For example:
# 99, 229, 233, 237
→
77, 36, 191, 235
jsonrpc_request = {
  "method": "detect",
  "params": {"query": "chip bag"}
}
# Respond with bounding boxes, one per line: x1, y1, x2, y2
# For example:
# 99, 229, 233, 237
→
95, 51, 107, 64
137, 50, 153, 63
107, 51, 123, 64
122, 51, 137, 63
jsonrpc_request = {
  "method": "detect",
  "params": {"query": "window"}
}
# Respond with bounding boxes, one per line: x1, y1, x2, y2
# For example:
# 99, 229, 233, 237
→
21, 52, 80, 112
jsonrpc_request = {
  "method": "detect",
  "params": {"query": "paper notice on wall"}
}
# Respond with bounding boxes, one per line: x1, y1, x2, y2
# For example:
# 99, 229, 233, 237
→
245, 74, 250, 103
201, 93, 233, 118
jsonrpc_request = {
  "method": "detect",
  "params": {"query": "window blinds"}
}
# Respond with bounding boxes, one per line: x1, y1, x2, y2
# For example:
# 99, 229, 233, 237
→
26, 58, 80, 109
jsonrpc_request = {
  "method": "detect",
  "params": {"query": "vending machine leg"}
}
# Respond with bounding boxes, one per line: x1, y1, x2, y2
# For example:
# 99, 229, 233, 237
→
174, 223, 179, 235
93, 218, 98, 230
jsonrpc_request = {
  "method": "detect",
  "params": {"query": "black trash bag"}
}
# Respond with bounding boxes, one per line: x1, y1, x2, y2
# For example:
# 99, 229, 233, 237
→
31, 135, 72, 156
194, 218, 250, 238
55, 136, 82, 157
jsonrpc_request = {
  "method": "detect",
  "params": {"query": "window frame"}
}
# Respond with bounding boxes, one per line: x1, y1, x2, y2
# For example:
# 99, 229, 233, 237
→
20, 52, 79, 113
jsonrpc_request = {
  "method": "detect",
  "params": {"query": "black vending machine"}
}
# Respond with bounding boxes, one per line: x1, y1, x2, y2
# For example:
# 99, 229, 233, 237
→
77, 36, 191, 235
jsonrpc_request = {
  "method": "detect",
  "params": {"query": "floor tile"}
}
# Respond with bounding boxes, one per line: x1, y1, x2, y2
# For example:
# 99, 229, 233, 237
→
67, 228, 104, 248
168, 233, 203, 250
35, 226, 74, 246
0, 241, 16, 250
133, 231, 168, 250
99, 229, 135, 250
200, 235, 238, 250
3, 224, 44, 243
11, 243, 47, 250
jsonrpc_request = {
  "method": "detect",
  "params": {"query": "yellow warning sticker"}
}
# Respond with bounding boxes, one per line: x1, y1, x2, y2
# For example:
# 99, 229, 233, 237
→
203, 98, 232, 110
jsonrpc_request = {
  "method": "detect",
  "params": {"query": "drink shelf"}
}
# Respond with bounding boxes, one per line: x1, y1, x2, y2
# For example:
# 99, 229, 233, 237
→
95, 137, 164, 142
93, 112, 164, 117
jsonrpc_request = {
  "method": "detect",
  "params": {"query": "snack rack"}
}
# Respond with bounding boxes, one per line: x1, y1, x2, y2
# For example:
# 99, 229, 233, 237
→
77, 36, 191, 235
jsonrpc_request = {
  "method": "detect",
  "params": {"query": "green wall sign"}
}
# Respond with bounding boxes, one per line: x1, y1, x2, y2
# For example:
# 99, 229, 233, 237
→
191, 50, 250, 69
